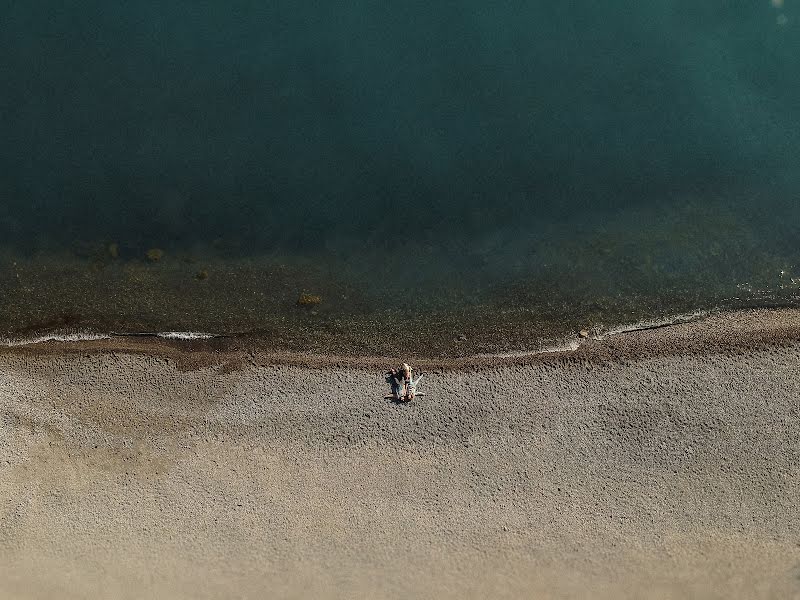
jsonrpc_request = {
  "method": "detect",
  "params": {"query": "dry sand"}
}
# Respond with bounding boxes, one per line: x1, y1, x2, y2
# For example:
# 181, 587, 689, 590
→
1, 308, 800, 599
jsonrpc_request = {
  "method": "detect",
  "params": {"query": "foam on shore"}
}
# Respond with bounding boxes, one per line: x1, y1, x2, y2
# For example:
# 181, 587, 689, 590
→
2, 307, 799, 371
0, 331, 111, 347
594, 308, 711, 338
155, 331, 218, 340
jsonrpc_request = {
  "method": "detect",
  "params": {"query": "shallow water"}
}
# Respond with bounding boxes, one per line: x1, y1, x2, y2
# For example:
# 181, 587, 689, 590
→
1, 2, 798, 353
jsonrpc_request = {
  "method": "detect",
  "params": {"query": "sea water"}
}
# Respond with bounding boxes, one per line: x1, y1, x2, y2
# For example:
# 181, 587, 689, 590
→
1, 2, 798, 354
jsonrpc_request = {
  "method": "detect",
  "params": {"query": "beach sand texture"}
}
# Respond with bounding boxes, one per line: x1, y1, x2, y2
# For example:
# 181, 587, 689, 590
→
1, 309, 799, 599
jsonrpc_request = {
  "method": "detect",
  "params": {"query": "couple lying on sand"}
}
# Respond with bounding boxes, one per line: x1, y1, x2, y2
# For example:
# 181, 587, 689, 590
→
385, 363, 425, 402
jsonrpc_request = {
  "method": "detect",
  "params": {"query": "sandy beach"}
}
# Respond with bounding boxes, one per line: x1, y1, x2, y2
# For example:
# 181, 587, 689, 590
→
1, 308, 799, 599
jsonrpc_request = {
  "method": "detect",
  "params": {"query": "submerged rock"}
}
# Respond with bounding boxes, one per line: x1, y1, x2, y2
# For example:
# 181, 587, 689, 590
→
108, 243, 119, 259
146, 248, 164, 262
297, 292, 322, 306
196, 270, 209, 280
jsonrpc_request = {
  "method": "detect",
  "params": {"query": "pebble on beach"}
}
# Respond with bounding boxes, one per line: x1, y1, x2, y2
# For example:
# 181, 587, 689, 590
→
579, 329, 590, 338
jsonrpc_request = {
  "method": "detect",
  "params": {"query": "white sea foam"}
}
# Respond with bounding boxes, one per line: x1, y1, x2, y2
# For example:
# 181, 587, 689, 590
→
0, 332, 111, 347
0, 330, 218, 347
594, 309, 710, 339
473, 309, 713, 359
156, 331, 216, 340
475, 339, 580, 359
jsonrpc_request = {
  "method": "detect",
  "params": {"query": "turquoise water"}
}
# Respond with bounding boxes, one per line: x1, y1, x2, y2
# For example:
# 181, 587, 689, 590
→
1, 2, 798, 352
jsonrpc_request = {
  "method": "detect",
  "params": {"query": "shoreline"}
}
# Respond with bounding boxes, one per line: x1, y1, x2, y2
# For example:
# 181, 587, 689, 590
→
3, 245, 799, 361
2, 306, 799, 370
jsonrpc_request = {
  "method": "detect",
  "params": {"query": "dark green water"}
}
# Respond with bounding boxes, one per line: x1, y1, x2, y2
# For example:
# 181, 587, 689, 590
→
1, 2, 798, 354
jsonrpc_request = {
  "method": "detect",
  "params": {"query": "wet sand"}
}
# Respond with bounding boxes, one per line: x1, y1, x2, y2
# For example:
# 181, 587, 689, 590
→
1, 308, 800, 599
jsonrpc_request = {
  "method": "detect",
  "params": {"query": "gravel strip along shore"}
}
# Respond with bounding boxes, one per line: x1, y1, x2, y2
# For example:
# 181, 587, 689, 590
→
1, 308, 799, 599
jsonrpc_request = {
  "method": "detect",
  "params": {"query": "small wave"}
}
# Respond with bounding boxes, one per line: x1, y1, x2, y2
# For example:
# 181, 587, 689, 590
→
0, 332, 111, 347
474, 309, 713, 359
596, 309, 710, 339
156, 331, 216, 340
475, 339, 580, 359
0, 330, 218, 347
